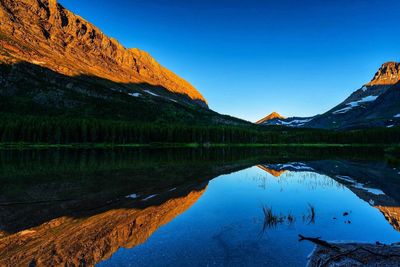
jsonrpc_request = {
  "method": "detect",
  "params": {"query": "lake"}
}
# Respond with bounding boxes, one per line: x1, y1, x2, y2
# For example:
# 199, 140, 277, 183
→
0, 147, 399, 266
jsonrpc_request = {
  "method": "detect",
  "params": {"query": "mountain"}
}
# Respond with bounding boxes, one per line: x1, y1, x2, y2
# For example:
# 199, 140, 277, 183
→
0, 0, 247, 125
0, 0, 206, 106
256, 112, 285, 124
258, 62, 400, 129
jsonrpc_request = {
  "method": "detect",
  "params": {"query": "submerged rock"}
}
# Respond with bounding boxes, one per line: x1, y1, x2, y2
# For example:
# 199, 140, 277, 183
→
308, 242, 400, 267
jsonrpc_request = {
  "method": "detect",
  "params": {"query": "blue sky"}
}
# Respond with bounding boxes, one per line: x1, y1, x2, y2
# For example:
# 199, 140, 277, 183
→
59, 0, 400, 122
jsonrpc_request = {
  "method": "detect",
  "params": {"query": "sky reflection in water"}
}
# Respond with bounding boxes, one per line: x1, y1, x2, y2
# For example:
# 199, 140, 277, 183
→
99, 166, 400, 267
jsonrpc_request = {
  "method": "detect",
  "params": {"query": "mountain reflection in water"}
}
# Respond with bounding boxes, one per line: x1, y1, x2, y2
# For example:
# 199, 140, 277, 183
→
258, 159, 400, 232
0, 147, 399, 266
0, 182, 207, 266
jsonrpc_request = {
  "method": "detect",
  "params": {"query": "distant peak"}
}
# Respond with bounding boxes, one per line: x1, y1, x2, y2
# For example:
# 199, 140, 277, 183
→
269, 112, 283, 118
256, 112, 285, 124
257, 165, 287, 177
367, 62, 400, 86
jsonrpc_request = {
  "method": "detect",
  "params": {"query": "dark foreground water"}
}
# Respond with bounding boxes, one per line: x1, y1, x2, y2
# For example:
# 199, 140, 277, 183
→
0, 147, 399, 266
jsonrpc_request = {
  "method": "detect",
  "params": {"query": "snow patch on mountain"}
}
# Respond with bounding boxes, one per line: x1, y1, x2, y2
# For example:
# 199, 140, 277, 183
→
361, 95, 379, 102
126, 193, 139, 199
333, 95, 379, 115
394, 114, 400, 118
271, 118, 314, 127
142, 194, 158, 201
144, 90, 160, 97
128, 92, 141, 97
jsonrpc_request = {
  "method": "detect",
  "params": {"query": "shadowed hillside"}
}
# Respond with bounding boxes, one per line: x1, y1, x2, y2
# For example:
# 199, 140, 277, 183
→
0, 0, 207, 107
0, 62, 245, 125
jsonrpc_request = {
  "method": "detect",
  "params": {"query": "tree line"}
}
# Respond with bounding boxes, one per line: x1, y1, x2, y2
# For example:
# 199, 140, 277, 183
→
0, 114, 399, 145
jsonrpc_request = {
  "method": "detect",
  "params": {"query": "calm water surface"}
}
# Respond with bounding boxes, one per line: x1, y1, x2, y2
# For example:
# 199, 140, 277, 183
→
99, 166, 400, 266
0, 148, 399, 266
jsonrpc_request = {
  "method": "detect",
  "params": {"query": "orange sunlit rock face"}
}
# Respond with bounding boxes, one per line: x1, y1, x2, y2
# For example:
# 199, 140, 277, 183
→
367, 62, 400, 86
256, 165, 287, 177
375, 206, 400, 232
256, 112, 285, 124
0, 187, 206, 267
0, 0, 207, 106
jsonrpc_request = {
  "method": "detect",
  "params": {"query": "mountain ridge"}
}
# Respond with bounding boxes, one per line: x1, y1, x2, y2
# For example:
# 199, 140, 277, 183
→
0, 0, 208, 107
258, 62, 400, 129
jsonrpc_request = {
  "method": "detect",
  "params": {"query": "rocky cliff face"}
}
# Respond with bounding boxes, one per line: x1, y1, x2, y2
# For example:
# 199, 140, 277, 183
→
367, 62, 400, 86
0, 0, 207, 107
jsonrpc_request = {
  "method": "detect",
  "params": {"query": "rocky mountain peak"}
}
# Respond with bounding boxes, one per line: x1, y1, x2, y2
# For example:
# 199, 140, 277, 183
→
256, 112, 285, 124
367, 62, 400, 86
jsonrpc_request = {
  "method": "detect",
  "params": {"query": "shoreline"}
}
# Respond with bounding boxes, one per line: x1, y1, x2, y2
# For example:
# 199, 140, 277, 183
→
0, 142, 397, 150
